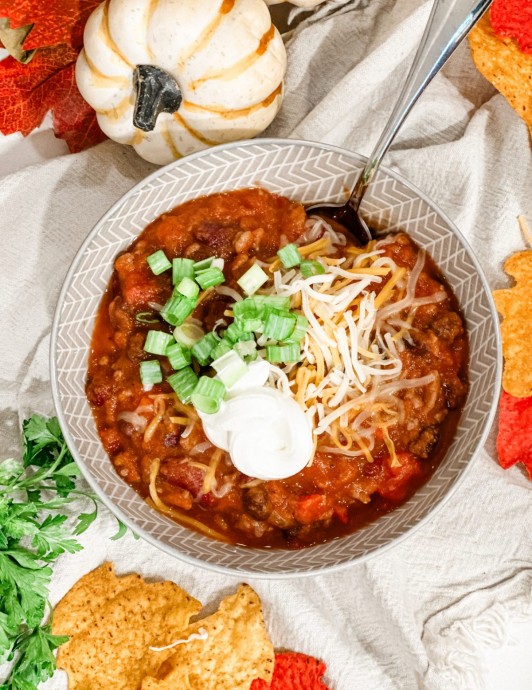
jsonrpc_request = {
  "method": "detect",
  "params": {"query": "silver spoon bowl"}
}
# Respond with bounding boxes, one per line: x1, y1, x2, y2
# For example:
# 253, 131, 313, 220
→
308, 0, 492, 245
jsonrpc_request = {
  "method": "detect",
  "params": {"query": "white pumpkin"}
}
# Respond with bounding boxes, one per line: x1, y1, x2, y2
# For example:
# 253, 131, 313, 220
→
265, 0, 324, 7
76, 0, 287, 164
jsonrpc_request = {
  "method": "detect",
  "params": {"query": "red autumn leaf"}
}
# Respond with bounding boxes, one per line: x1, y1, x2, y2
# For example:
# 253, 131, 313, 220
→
0, 44, 105, 152
497, 391, 532, 479
491, 0, 532, 54
0, 0, 100, 50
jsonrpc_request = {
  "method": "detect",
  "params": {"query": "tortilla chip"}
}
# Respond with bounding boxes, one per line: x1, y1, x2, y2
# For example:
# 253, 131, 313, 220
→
52, 562, 202, 690
52, 562, 142, 638
469, 13, 532, 135
493, 250, 532, 397
497, 391, 532, 478
251, 652, 330, 689
142, 584, 274, 690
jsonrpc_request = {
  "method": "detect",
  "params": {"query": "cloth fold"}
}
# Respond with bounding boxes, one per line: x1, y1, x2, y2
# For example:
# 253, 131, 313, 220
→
1, 1, 531, 688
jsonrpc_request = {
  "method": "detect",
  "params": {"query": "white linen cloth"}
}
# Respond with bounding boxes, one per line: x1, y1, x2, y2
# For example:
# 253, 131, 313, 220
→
1, 1, 532, 688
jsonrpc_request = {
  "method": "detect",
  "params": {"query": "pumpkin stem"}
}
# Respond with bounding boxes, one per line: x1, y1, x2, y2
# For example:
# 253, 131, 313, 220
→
133, 65, 182, 132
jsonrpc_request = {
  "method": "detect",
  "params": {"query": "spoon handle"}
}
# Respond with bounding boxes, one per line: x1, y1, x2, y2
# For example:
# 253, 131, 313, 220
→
349, 0, 492, 212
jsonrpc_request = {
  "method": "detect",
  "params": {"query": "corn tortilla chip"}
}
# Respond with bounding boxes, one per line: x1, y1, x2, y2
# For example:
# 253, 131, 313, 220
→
469, 13, 532, 135
53, 562, 142, 638
142, 584, 274, 690
493, 250, 532, 397
52, 562, 202, 690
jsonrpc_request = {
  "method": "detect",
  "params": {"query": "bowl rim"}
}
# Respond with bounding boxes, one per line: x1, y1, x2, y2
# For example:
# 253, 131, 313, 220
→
50, 137, 502, 579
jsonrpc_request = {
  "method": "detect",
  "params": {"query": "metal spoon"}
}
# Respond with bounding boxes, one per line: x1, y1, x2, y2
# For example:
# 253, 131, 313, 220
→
307, 0, 492, 245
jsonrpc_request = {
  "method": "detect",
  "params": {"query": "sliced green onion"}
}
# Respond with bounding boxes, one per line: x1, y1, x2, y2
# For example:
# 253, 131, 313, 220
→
174, 321, 204, 348
211, 339, 233, 361
251, 295, 291, 311
211, 350, 247, 388
176, 276, 200, 299
191, 332, 219, 366
235, 316, 263, 333
212, 258, 225, 271
147, 250, 171, 275
191, 376, 226, 414
160, 293, 196, 326
172, 258, 195, 285
277, 243, 302, 269
232, 299, 263, 320
166, 342, 192, 370
167, 367, 198, 404
135, 311, 159, 324
224, 322, 243, 344
263, 308, 296, 341
266, 343, 301, 363
237, 264, 269, 295
300, 259, 326, 277
140, 360, 162, 388
193, 256, 215, 271
195, 267, 225, 289
237, 331, 255, 342
234, 339, 258, 361
284, 314, 309, 343
144, 330, 174, 355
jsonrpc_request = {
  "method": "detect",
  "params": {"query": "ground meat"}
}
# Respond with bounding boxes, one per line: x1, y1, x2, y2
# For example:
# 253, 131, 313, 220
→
160, 485, 194, 511
114, 450, 141, 484
127, 332, 147, 362
409, 427, 439, 458
431, 311, 464, 342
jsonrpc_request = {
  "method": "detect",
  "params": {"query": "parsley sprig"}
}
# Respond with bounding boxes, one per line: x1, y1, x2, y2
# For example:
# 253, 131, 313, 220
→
0, 415, 123, 690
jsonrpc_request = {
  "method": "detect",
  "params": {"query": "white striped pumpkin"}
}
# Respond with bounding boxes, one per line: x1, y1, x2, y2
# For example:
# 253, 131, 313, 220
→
76, 0, 287, 164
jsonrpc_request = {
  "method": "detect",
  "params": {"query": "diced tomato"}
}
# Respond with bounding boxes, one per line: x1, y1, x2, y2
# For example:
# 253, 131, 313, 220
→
115, 253, 163, 307
378, 452, 422, 502
333, 505, 349, 524
294, 494, 333, 525
159, 459, 204, 497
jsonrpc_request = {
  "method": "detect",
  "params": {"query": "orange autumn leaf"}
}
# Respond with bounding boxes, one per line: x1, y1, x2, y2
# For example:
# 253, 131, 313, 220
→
0, 0, 100, 50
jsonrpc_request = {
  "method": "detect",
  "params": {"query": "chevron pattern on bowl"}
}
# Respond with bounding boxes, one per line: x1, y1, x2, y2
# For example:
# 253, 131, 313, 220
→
51, 140, 501, 577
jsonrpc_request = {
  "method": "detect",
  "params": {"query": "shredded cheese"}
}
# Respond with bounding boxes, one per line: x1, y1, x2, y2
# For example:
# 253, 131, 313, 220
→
169, 416, 192, 425
382, 426, 401, 468
256, 225, 443, 468
201, 448, 223, 494
143, 397, 166, 443
149, 627, 208, 652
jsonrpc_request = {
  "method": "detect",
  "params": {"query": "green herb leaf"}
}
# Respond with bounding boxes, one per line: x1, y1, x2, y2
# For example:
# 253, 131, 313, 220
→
53, 462, 81, 478
74, 508, 98, 536
0, 414, 113, 688
31, 515, 83, 560
110, 520, 128, 541
5, 625, 69, 689
0, 549, 51, 629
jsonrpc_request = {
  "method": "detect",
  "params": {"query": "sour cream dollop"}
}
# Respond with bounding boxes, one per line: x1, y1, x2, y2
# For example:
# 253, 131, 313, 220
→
198, 362, 313, 480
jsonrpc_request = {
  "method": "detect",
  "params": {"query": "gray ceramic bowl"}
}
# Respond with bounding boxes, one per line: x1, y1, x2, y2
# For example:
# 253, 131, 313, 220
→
51, 139, 501, 577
